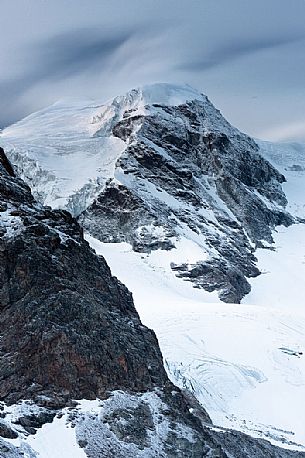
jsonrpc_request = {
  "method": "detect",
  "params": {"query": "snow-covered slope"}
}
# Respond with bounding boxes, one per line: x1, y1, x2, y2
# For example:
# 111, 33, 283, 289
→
0, 84, 204, 215
0, 98, 125, 215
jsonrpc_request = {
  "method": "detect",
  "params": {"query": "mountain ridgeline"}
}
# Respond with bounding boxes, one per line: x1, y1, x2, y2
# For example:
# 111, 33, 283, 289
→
1, 84, 293, 303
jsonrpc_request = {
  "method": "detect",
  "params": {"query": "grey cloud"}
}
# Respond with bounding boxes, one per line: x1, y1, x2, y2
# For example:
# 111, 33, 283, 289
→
32, 28, 133, 79
0, 27, 135, 126
180, 33, 305, 72
1, 27, 132, 92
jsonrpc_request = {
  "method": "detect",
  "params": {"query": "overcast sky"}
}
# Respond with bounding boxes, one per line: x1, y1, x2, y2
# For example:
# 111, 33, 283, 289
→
1, 0, 305, 141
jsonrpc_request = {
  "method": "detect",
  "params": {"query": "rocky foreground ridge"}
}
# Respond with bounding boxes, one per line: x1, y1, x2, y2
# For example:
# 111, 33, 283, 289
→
0, 146, 303, 457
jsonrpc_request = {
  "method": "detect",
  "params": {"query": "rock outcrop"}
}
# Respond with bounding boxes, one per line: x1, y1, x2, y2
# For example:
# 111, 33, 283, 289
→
0, 146, 170, 405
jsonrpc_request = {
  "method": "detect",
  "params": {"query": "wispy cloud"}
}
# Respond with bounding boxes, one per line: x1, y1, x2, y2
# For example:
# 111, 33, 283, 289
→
178, 33, 305, 72
0, 27, 135, 126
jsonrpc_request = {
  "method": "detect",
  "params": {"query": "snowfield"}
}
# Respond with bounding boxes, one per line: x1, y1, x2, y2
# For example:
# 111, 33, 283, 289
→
86, 230, 305, 452
86, 139, 305, 450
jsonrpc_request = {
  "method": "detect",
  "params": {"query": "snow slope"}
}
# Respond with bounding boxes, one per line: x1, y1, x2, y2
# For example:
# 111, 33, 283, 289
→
86, 233, 305, 452
0, 84, 204, 216
84, 139, 305, 450
0, 98, 125, 215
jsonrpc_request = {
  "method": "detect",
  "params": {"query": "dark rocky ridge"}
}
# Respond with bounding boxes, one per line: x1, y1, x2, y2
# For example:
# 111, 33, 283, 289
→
0, 147, 303, 457
0, 146, 218, 455
0, 146, 169, 405
80, 97, 293, 302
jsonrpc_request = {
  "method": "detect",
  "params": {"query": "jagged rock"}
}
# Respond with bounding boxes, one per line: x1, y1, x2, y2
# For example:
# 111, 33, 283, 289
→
172, 258, 256, 303
79, 181, 175, 252
0, 147, 169, 405
15, 411, 55, 430
0, 421, 18, 439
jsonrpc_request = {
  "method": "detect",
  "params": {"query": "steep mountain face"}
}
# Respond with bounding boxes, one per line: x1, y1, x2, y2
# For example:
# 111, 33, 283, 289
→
0, 146, 169, 406
0, 145, 303, 458
0, 146, 216, 456
80, 89, 292, 302
0, 84, 293, 303
1, 81, 305, 457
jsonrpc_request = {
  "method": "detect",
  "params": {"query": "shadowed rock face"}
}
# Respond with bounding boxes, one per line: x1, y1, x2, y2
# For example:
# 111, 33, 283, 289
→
0, 146, 168, 406
80, 98, 292, 303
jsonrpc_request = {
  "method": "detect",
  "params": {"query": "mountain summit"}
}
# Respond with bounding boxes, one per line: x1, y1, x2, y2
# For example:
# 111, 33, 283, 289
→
0, 83, 293, 303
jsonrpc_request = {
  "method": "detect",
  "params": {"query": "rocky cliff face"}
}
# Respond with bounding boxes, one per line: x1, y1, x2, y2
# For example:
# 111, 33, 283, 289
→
78, 85, 292, 302
0, 145, 215, 455
0, 146, 170, 406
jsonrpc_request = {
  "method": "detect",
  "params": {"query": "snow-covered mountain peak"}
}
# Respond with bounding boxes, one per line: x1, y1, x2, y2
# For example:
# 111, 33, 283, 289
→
0, 83, 225, 215
0, 83, 294, 302
91, 82, 235, 140
108, 83, 206, 111
90, 83, 207, 137
116, 82, 206, 109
